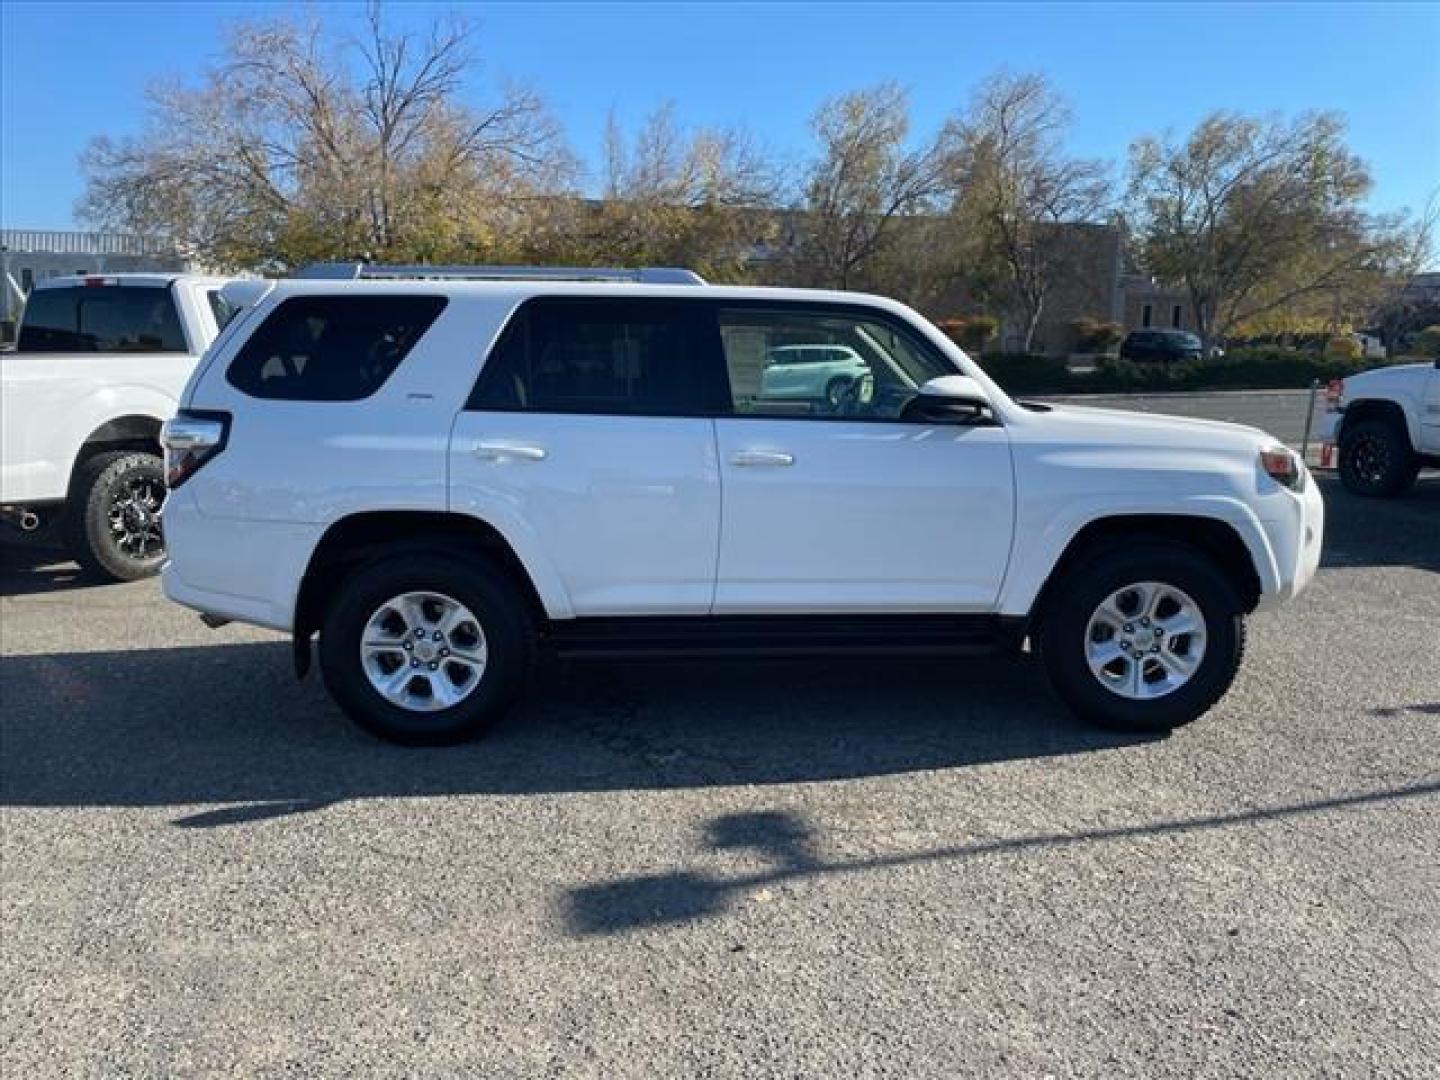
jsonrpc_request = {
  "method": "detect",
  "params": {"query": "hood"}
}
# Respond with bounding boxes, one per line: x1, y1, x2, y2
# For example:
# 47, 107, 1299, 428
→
1018, 401, 1275, 456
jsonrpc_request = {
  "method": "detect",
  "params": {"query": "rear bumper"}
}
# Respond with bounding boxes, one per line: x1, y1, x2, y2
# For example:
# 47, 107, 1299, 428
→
160, 490, 320, 632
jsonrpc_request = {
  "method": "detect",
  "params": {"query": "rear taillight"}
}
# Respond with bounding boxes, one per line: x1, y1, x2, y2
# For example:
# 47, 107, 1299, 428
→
1259, 444, 1303, 491
1325, 378, 1344, 413
161, 410, 230, 489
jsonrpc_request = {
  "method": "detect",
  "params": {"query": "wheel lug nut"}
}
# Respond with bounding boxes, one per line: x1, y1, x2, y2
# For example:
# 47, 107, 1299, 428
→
403, 641, 412, 651
1124, 623, 1134, 633
428, 661, 438, 671
433, 631, 442, 641
410, 659, 419, 668
415, 628, 425, 638
439, 648, 449, 658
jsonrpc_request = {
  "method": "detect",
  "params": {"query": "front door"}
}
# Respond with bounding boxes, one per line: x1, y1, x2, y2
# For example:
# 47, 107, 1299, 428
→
450, 296, 726, 615
709, 302, 1015, 613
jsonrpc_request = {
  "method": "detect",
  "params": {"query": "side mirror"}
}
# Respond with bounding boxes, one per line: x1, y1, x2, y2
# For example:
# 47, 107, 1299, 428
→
903, 375, 994, 424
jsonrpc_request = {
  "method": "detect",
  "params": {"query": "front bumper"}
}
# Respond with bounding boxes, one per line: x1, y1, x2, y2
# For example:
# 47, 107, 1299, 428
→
1254, 469, 1324, 611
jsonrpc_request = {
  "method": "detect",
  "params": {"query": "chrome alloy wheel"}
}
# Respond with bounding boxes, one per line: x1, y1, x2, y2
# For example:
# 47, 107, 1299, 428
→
1084, 581, 1207, 700
108, 475, 165, 560
360, 591, 488, 712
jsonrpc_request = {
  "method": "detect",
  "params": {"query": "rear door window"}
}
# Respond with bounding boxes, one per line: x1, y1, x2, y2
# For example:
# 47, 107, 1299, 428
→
467, 297, 726, 416
227, 294, 448, 401
17, 285, 186, 353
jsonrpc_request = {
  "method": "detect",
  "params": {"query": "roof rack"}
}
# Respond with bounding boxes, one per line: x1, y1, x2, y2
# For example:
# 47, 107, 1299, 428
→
294, 262, 706, 286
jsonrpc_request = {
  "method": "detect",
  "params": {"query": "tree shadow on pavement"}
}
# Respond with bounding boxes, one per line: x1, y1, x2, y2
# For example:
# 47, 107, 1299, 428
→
562, 782, 1440, 937
0, 642, 1144, 823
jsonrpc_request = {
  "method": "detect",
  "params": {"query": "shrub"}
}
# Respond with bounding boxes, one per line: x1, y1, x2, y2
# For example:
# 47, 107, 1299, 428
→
1070, 317, 1125, 354
936, 314, 999, 354
1323, 336, 1362, 362
1414, 324, 1440, 358
975, 352, 1070, 394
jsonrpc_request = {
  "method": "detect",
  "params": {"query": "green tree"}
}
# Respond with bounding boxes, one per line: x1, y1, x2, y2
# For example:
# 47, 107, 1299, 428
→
1127, 111, 1422, 351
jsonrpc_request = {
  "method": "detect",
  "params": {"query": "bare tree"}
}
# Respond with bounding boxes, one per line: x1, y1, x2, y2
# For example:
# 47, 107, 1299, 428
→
942, 73, 1111, 353
795, 84, 946, 290
79, 3, 574, 269
1127, 111, 1423, 349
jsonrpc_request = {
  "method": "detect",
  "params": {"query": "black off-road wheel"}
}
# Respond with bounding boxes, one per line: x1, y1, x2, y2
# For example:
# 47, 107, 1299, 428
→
64, 450, 167, 582
318, 553, 533, 745
1037, 541, 1246, 734
1338, 418, 1419, 498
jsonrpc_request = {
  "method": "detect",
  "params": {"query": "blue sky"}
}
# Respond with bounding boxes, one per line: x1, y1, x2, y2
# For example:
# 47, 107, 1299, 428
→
2, 1, 1437, 230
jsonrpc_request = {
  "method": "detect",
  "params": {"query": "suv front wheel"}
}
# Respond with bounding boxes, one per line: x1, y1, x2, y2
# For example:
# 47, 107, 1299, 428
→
318, 554, 532, 744
1037, 542, 1245, 733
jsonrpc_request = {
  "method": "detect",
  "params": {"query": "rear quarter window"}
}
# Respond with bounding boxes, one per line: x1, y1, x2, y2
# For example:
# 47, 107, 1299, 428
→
227, 294, 448, 401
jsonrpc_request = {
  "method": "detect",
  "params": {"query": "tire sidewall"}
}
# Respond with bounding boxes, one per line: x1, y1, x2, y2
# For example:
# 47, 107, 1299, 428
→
70, 451, 167, 582
1040, 545, 1243, 732
318, 554, 530, 744
1339, 420, 1416, 497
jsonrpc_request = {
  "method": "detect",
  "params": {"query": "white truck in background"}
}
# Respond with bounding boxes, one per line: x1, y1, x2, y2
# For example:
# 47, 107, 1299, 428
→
1324, 359, 1440, 497
0, 273, 235, 579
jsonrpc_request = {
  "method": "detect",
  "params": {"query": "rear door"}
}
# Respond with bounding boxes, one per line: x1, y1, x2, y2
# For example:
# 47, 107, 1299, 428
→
450, 297, 726, 615
710, 302, 1015, 613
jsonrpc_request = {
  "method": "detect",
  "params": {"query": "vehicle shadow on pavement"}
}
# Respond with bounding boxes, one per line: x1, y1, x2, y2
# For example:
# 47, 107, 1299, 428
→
0, 643, 1144, 821
562, 783, 1440, 937
0, 539, 99, 596
1316, 474, 1440, 572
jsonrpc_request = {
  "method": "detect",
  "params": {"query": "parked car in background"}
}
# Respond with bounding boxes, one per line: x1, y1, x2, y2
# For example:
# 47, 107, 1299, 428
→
1119, 329, 1204, 364
161, 263, 1322, 746
760, 344, 871, 405
1323, 359, 1440, 497
0, 273, 237, 579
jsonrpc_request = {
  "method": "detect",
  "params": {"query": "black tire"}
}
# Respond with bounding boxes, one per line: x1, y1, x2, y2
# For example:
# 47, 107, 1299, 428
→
1338, 418, 1419, 498
64, 450, 167, 582
824, 376, 851, 407
318, 553, 532, 745
1037, 541, 1246, 734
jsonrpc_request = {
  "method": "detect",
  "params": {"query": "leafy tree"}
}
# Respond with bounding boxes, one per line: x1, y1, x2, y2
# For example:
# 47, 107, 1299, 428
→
1127, 111, 1423, 350
941, 73, 1111, 353
79, 4, 574, 269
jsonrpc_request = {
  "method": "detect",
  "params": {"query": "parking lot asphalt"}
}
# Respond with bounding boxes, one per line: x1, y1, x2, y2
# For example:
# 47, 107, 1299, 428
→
2, 474, 1438, 1078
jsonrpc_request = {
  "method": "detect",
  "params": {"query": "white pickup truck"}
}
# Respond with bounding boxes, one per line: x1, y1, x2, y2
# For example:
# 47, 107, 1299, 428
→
1, 273, 233, 579
1323, 360, 1440, 497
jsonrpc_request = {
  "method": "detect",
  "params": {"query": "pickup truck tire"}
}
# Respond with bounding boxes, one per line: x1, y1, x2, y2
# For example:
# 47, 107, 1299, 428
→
318, 553, 532, 745
1037, 542, 1245, 734
1338, 418, 1419, 498
64, 450, 168, 582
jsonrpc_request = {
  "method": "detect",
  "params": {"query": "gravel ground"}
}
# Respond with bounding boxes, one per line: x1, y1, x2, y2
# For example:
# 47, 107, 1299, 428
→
2, 475, 1437, 1078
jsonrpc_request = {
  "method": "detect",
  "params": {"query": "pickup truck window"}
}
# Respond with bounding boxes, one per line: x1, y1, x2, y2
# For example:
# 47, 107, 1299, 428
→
468, 297, 726, 416
17, 285, 186, 353
226, 294, 447, 402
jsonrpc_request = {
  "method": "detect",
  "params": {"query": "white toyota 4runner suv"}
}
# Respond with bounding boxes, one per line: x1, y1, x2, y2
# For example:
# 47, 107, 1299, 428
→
161, 265, 1324, 744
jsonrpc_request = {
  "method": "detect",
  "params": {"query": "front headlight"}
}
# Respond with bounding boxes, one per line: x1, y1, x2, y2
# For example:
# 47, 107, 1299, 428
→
1260, 444, 1304, 490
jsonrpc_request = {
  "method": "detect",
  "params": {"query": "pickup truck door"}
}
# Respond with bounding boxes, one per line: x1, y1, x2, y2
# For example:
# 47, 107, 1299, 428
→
449, 297, 724, 616
709, 302, 1015, 613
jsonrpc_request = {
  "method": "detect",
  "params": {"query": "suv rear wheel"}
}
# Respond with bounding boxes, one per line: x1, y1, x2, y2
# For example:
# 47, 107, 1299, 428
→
1338, 418, 1418, 497
1037, 542, 1245, 733
65, 450, 167, 582
318, 554, 532, 744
